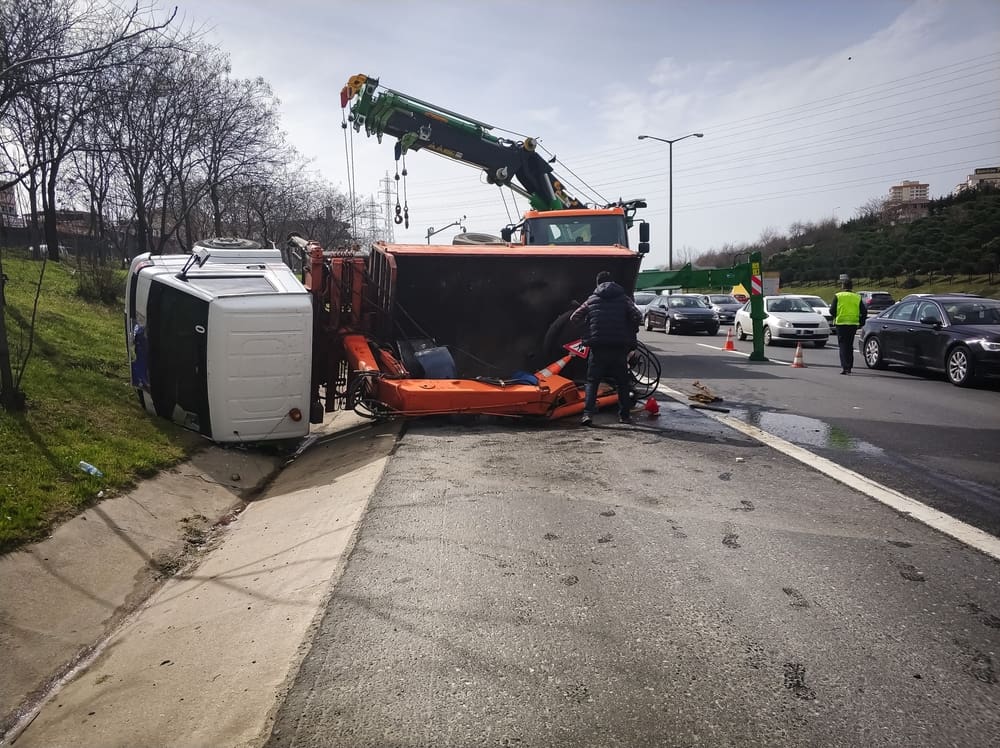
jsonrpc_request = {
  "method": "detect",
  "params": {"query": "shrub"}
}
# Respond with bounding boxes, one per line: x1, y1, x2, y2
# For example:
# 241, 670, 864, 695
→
76, 263, 121, 305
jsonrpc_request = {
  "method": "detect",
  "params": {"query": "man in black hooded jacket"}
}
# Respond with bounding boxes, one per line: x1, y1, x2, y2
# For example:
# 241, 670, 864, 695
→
570, 271, 641, 425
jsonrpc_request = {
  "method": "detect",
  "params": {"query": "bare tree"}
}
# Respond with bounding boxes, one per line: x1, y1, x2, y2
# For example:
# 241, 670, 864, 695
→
0, 1, 179, 191
0, 0, 179, 411
855, 196, 888, 222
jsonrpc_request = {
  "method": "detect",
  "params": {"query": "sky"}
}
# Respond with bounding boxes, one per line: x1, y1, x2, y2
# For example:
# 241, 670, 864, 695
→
167, 0, 1000, 268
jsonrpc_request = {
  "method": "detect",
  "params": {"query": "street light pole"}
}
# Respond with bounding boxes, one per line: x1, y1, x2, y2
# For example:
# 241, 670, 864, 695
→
637, 132, 703, 270
426, 215, 467, 244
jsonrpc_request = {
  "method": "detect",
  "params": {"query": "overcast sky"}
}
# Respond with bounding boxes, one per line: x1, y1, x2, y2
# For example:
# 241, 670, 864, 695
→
169, 0, 1000, 267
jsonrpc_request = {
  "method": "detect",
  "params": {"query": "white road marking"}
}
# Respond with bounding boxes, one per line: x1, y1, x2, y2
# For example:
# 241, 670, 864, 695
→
696, 342, 791, 365
657, 382, 1000, 561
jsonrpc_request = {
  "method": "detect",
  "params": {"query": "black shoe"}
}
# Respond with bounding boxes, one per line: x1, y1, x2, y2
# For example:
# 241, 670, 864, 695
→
581, 414, 593, 426
619, 416, 633, 424
840, 370, 848, 375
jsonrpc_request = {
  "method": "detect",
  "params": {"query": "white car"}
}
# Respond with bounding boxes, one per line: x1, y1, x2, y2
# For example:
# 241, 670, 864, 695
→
782, 294, 835, 328
733, 296, 831, 348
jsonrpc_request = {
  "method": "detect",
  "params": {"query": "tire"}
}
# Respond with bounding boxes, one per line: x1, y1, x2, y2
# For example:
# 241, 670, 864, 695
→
813, 339, 826, 349
763, 326, 773, 346
664, 318, 673, 334
946, 345, 975, 387
735, 322, 747, 341
645, 315, 653, 332
707, 325, 719, 336
862, 336, 887, 369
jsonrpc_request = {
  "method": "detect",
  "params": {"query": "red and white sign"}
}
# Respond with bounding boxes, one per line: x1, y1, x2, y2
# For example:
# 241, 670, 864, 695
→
751, 275, 762, 295
563, 339, 590, 358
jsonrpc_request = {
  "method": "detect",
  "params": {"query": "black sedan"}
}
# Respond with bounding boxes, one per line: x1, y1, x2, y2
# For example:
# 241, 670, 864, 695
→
644, 294, 720, 335
858, 294, 1000, 386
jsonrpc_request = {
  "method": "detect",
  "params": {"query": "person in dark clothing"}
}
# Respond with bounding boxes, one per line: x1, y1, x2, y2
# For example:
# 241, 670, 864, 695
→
829, 277, 867, 374
570, 271, 642, 425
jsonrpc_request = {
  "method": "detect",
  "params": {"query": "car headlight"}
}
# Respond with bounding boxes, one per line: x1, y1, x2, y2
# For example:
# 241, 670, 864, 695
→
672, 313, 685, 319
774, 318, 793, 328
973, 339, 1000, 352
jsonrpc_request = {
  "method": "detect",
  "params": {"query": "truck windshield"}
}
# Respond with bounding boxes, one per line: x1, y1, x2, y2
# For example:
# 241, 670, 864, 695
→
525, 215, 628, 247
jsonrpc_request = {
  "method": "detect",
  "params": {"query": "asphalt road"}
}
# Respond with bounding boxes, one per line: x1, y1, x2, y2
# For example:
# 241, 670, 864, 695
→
267, 397, 1000, 746
641, 327, 1000, 538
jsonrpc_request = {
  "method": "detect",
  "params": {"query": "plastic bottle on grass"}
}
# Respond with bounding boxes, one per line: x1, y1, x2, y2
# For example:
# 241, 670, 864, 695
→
78, 461, 103, 478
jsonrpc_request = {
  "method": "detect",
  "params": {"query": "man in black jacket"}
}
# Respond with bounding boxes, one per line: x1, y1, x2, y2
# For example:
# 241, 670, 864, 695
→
570, 271, 642, 425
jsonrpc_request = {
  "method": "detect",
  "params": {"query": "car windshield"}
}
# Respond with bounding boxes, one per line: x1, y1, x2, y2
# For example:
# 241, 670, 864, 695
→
767, 297, 815, 313
800, 296, 826, 307
669, 296, 708, 308
709, 295, 738, 304
633, 292, 657, 305
944, 299, 1000, 325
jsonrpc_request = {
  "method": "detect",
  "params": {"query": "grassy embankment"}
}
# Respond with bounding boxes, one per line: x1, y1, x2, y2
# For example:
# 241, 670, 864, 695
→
0, 248, 201, 553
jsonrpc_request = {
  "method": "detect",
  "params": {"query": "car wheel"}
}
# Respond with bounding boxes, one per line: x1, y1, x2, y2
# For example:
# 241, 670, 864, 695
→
707, 325, 719, 336
862, 336, 887, 369
645, 315, 653, 332
762, 326, 773, 346
813, 339, 826, 349
946, 345, 975, 387
664, 318, 673, 334
735, 322, 747, 341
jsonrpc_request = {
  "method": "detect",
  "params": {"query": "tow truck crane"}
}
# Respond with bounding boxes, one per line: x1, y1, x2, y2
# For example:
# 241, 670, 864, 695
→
124, 77, 663, 443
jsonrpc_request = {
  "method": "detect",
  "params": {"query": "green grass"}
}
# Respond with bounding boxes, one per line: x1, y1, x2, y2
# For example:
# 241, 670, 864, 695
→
0, 247, 202, 553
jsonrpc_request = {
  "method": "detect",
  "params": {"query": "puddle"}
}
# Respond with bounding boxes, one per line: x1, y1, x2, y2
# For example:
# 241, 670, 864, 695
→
725, 406, 884, 455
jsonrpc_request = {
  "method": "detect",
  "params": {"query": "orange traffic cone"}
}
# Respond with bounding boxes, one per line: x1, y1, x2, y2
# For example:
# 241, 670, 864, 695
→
644, 396, 660, 417
535, 354, 574, 379
723, 327, 736, 351
791, 342, 806, 368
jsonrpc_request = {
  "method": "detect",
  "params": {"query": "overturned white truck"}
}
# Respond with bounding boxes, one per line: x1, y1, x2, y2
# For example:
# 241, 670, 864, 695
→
124, 239, 313, 444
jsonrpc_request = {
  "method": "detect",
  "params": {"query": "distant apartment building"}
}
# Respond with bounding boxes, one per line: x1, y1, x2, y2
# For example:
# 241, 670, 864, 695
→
0, 185, 21, 227
889, 180, 929, 203
955, 166, 1000, 194
886, 179, 929, 223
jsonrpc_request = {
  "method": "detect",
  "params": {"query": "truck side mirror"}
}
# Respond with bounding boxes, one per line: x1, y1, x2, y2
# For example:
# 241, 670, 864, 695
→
639, 221, 650, 243
638, 242, 650, 255
500, 227, 513, 242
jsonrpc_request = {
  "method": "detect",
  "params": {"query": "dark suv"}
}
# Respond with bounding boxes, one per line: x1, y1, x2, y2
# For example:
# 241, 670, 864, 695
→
858, 291, 895, 312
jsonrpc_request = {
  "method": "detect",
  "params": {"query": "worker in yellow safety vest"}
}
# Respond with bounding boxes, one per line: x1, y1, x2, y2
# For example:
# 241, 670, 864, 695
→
829, 278, 867, 375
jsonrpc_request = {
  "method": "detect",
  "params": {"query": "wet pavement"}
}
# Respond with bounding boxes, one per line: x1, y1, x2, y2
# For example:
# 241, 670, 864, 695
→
266, 406, 1000, 747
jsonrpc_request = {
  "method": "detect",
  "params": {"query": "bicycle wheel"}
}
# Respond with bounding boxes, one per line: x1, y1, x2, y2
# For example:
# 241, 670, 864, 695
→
627, 342, 661, 398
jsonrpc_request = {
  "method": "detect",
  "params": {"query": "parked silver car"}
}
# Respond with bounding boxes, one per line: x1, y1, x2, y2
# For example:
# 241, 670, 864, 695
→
782, 294, 834, 329
733, 296, 831, 347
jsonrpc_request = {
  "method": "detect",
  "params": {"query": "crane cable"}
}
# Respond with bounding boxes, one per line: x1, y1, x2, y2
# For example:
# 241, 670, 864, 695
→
341, 106, 358, 240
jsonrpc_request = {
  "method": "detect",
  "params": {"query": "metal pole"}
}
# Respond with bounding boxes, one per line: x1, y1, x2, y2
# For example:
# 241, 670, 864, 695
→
668, 140, 674, 271
637, 132, 702, 272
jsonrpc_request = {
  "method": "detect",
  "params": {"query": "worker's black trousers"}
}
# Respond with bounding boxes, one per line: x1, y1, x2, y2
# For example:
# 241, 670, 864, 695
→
583, 345, 631, 419
836, 325, 859, 372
